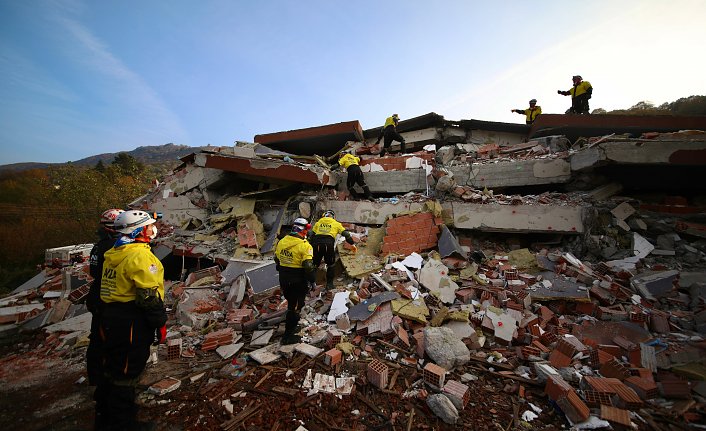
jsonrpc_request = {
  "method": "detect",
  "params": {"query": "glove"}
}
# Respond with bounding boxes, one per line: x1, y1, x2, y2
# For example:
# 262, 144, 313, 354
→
154, 325, 167, 345
350, 245, 358, 253
308, 281, 317, 291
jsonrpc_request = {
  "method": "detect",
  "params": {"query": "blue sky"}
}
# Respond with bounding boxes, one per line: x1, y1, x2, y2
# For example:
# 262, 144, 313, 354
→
1, 0, 705, 165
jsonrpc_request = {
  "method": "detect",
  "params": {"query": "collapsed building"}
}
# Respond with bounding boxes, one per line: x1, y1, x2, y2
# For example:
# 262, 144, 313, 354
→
1, 113, 706, 430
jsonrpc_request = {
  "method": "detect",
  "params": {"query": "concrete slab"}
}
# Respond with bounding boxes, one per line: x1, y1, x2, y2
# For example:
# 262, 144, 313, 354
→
351, 170, 430, 193
530, 272, 590, 302
320, 199, 426, 225
249, 344, 282, 365
347, 292, 400, 322
12, 270, 52, 294
449, 158, 571, 188
152, 195, 209, 227
44, 312, 92, 333
245, 261, 279, 294
250, 329, 274, 346
295, 343, 324, 358
444, 202, 584, 233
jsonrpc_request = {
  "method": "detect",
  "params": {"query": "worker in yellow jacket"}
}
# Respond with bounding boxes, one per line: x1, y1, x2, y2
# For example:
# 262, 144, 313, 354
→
275, 218, 316, 344
558, 75, 593, 114
375, 114, 406, 156
337, 150, 373, 200
512, 99, 542, 124
98, 210, 166, 430
309, 210, 357, 290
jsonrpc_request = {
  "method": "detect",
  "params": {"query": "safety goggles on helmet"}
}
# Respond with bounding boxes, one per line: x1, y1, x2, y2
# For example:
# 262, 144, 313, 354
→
323, 210, 335, 218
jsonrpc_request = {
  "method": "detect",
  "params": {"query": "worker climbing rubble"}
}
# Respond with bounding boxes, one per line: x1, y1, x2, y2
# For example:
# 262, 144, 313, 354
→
309, 209, 357, 290
375, 113, 406, 156
274, 217, 316, 345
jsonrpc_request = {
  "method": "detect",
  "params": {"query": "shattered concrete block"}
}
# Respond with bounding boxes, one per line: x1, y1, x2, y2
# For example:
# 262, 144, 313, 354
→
426, 393, 459, 425
424, 326, 470, 369
295, 343, 324, 358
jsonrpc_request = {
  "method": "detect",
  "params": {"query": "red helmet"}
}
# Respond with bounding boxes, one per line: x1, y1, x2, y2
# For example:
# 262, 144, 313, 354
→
100, 209, 124, 228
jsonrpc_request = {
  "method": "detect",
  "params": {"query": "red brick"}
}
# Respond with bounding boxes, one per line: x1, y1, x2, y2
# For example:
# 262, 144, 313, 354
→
557, 390, 590, 423
600, 405, 631, 427
549, 349, 572, 368
367, 359, 389, 389
600, 357, 631, 380
324, 348, 343, 367
443, 380, 470, 409
423, 362, 446, 388
545, 375, 572, 401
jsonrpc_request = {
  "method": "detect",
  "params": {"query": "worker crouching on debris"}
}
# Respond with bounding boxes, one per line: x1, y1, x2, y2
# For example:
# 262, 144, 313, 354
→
98, 210, 167, 431
375, 113, 406, 156
337, 149, 373, 200
87, 208, 124, 426
309, 210, 357, 290
511, 99, 542, 124
558, 75, 593, 114
275, 218, 316, 345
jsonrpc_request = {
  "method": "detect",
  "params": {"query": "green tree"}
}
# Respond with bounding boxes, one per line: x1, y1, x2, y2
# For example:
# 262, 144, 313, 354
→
111, 152, 145, 178
95, 159, 106, 173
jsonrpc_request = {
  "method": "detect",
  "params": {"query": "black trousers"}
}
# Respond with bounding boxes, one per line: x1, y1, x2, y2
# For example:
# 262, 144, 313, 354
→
98, 302, 154, 430
312, 236, 337, 286
381, 128, 405, 155
571, 94, 590, 114
346, 165, 372, 199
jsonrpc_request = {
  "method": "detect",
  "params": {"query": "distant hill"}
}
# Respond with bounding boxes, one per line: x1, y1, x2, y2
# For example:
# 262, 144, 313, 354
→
0, 143, 213, 173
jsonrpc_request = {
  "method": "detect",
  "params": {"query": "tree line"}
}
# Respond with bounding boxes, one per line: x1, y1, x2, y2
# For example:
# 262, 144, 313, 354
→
0, 153, 155, 293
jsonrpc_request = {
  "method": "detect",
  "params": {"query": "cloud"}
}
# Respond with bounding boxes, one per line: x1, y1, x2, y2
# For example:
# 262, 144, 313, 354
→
49, 6, 189, 142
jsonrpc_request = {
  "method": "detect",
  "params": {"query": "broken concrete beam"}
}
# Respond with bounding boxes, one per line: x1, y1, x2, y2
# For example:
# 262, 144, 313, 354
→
442, 202, 584, 233
448, 158, 571, 189
571, 139, 706, 171
195, 152, 334, 186
320, 199, 426, 225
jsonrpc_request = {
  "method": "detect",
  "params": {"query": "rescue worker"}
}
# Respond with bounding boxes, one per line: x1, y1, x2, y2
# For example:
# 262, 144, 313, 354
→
511, 99, 542, 124
338, 149, 373, 200
87, 208, 123, 429
375, 114, 406, 156
558, 75, 593, 114
274, 218, 316, 345
99, 210, 167, 430
309, 210, 357, 290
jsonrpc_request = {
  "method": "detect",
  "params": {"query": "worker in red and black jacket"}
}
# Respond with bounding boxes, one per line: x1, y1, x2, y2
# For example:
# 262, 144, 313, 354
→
86, 209, 123, 428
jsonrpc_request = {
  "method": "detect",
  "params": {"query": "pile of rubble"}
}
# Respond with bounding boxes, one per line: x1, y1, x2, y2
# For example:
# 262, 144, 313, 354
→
1, 112, 706, 430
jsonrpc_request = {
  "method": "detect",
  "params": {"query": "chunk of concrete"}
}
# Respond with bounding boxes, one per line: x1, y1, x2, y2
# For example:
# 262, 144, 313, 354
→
216, 343, 244, 360
426, 393, 459, 425
424, 326, 470, 369
632, 270, 679, 299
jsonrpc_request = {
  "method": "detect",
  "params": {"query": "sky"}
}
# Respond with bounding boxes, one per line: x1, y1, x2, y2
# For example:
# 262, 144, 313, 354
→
1, 0, 706, 165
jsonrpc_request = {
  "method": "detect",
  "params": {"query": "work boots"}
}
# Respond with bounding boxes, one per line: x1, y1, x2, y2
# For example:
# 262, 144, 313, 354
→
362, 186, 374, 201
281, 310, 302, 345
325, 266, 336, 290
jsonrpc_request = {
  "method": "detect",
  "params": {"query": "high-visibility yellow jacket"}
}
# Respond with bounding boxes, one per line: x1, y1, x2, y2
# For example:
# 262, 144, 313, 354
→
100, 243, 164, 303
339, 153, 360, 169
567, 81, 592, 98
384, 116, 398, 129
312, 216, 346, 239
275, 235, 313, 269
521, 106, 542, 124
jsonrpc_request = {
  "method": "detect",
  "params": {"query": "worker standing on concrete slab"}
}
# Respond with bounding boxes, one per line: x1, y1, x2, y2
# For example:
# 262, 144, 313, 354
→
99, 210, 167, 431
309, 210, 357, 290
275, 218, 316, 344
375, 113, 406, 156
338, 150, 374, 200
512, 99, 542, 124
558, 75, 593, 114
87, 208, 123, 429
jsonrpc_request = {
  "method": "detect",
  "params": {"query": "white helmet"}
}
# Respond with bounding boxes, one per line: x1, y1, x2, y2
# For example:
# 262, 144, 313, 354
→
323, 210, 335, 218
113, 210, 157, 235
